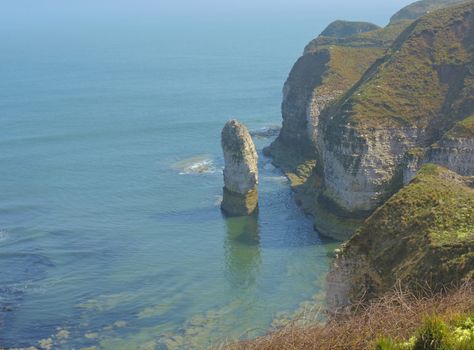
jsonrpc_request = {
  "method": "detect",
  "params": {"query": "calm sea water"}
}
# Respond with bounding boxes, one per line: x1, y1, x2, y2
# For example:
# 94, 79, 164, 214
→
0, 17, 346, 349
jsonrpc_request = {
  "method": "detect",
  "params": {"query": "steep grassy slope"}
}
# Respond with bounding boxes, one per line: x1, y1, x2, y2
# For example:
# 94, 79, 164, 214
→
304, 21, 411, 53
274, 44, 385, 154
316, 2, 474, 230
447, 114, 474, 138
328, 2, 474, 131
403, 115, 474, 182
273, 25, 390, 155
265, 0, 472, 240
390, 0, 469, 23
327, 165, 474, 308
274, 0, 468, 157
320, 20, 380, 38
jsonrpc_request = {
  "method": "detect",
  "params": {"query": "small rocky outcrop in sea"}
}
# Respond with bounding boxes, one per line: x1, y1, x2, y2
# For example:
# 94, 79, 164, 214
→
221, 120, 258, 216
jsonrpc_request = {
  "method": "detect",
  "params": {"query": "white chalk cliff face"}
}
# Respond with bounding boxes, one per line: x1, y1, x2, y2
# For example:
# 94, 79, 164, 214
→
403, 119, 474, 184
319, 125, 425, 212
427, 137, 474, 177
278, 52, 331, 153
319, 116, 473, 215
307, 88, 344, 147
315, 3, 474, 217
221, 120, 259, 216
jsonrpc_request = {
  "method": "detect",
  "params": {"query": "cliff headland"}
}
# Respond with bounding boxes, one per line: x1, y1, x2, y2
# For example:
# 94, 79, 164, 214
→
226, 4, 474, 346
265, 0, 474, 306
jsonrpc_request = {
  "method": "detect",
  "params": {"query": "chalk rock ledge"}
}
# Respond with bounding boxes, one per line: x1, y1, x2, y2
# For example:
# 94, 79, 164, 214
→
221, 120, 258, 216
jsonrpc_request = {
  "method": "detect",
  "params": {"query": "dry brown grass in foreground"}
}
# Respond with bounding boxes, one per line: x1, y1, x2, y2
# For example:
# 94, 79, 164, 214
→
221, 283, 474, 350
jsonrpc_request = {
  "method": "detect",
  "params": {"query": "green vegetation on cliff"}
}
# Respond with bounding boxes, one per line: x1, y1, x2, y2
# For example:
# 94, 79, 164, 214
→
275, 17, 405, 151
270, 0, 474, 241
276, 38, 384, 152
377, 315, 474, 350
446, 115, 474, 138
370, 164, 473, 244
320, 20, 380, 38
275, 0, 473, 154
327, 2, 474, 131
304, 20, 410, 53
347, 164, 474, 295
277, 1, 469, 154
319, 46, 386, 96
390, 0, 469, 23
304, 0, 466, 54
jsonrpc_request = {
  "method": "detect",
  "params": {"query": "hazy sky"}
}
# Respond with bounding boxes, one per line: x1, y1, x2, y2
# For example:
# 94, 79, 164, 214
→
4, 0, 416, 26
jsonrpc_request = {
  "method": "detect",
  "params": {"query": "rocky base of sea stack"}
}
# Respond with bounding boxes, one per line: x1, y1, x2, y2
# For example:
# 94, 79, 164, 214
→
221, 187, 258, 217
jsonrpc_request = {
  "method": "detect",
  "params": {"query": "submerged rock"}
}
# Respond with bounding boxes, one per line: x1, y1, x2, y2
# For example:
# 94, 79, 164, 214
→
221, 120, 258, 216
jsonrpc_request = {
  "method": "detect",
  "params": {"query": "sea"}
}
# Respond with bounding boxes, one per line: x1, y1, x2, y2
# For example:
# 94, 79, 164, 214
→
0, 7, 397, 349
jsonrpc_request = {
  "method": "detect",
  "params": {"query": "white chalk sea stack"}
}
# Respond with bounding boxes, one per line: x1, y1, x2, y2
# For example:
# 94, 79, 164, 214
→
221, 120, 259, 216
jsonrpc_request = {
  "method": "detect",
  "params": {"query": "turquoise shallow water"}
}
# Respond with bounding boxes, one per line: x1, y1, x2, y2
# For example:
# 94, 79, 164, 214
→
0, 18, 342, 349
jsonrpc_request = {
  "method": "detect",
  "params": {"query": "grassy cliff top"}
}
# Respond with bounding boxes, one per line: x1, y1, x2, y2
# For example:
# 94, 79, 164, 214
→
390, 0, 469, 23
319, 46, 386, 94
355, 20, 413, 43
445, 115, 474, 138
356, 164, 474, 247
319, 20, 380, 38
299, 19, 409, 112
303, 0, 467, 54
327, 2, 474, 130
304, 21, 410, 54
341, 164, 474, 297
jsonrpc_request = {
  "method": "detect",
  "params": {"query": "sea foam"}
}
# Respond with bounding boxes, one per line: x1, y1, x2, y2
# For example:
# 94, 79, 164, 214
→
250, 125, 280, 139
173, 155, 220, 175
